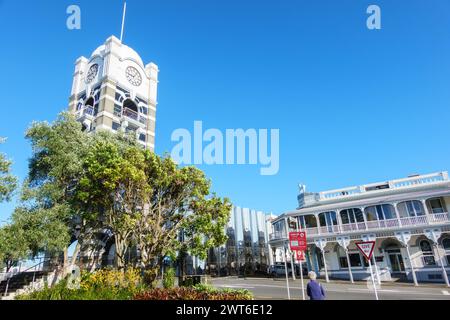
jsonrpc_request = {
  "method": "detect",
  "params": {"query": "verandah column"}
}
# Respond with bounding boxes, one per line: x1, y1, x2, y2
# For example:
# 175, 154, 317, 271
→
395, 231, 418, 286
424, 228, 450, 287
361, 207, 368, 230
393, 202, 402, 227
337, 236, 354, 283
284, 217, 296, 280
314, 238, 329, 282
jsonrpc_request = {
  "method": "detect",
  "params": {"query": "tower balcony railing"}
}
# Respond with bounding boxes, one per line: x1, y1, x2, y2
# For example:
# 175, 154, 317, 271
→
123, 107, 139, 121
75, 106, 94, 119
269, 212, 450, 241
122, 108, 147, 126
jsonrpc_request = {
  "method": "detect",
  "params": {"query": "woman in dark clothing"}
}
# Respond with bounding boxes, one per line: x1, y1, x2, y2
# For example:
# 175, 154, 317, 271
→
306, 271, 326, 300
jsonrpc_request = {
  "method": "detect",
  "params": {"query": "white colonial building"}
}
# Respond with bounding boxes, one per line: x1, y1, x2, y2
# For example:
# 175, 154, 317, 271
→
69, 35, 159, 151
269, 172, 450, 285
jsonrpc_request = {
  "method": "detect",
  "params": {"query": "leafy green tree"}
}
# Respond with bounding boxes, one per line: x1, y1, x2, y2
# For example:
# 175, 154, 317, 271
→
0, 223, 29, 272
22, 112, 93, 269
75, 135, 149, 269
10, 206, 71, 258
132, 152, 231, 280
17, 112, 231, 279
0, 137, 17, 202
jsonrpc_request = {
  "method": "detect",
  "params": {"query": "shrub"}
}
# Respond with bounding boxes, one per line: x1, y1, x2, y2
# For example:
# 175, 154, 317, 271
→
16, 268, 146, 300
81, 268, 142, 293
134, 286, 253, 300
143, 268, 159, 288
163, 267, 175, 289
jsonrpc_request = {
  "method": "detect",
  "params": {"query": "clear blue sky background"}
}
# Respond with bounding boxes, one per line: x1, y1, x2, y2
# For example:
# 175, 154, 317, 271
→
1, 0, 450, 223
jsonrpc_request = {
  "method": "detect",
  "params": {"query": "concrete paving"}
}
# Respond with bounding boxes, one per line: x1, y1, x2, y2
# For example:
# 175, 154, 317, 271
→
210, 277, 450, 300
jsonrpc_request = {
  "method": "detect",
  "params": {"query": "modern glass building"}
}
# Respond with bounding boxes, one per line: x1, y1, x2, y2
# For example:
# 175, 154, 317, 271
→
204, 206, 275, 276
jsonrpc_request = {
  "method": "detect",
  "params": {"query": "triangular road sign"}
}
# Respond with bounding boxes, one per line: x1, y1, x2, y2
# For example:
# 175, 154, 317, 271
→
355, 241, 376, 260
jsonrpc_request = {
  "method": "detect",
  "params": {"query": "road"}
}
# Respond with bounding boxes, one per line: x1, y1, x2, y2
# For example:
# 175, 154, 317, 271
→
210, 277, 450, 300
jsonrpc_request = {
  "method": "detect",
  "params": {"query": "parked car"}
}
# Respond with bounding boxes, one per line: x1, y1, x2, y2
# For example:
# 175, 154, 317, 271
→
268, 264, 308, 277
268, 264, 293, 277
295, 264, 309, 276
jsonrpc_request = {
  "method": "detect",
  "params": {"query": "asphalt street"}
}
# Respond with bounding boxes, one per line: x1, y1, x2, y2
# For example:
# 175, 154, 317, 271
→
210, 277, 450, 300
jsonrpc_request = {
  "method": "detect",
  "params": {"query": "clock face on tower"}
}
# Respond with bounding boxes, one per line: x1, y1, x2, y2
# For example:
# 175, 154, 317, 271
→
126, 66, 142, 86
85, 64, 99, 84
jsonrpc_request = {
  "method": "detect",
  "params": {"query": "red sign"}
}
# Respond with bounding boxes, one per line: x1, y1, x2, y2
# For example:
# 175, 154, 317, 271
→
296, 250, 306, 262
289, 231, 307, 251
355, 241, 376, 260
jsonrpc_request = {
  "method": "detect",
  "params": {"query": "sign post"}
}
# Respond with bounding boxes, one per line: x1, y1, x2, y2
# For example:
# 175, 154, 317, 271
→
295, 250, 306, 300
284, 245, 291, 300
355, 241, 378, 300
289, 231, 307, 300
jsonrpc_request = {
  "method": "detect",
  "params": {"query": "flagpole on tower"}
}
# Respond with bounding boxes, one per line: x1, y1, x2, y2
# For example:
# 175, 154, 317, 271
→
120, 2, 127, 42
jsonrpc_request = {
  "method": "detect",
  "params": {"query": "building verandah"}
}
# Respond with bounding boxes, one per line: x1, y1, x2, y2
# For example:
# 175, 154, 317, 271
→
281, 229, 450, 285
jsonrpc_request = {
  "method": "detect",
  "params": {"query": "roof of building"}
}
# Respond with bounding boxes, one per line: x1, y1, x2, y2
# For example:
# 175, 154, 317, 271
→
91, 39, 144, 67
274, 171, 450, 222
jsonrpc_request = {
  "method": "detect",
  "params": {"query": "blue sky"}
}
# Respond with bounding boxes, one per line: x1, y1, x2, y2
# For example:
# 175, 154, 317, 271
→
1, 0, 450, 223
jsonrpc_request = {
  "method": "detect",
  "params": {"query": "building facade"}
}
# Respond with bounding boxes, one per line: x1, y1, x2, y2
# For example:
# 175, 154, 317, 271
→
205, 206, 275, 276
69, 35, 159, 151
269, 172, 450, 285
64, 36, 159, 267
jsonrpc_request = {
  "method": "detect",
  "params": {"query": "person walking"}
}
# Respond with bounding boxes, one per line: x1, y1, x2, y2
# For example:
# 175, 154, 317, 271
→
306, 271, 326, 300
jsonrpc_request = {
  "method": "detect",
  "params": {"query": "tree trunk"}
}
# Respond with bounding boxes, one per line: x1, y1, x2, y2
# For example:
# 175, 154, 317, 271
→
63, 247, 68, 274
70, 241, 81, 271
114, 236, 126, 270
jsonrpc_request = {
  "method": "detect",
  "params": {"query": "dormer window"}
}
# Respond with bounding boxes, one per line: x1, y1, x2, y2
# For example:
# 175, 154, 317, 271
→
365, 184, 390, 192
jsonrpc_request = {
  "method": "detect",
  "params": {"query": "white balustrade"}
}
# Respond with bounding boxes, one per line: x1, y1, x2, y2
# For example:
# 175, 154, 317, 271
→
269, 212, 450, 241
316, 172, 448, 201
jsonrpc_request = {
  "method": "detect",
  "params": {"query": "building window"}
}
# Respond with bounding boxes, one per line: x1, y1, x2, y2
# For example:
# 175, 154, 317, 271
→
139, 106, 148, 115
340, 208, 365, 224
420, 240, 436, 266
339, 256, 348, 268
429, 198, 445, 214
339, 253, 364, 268
114, 104, 122, 117
139, 133, 146, 142
298, 215, 317, 229
365, 204, 396, 221
349, 253, 363, 267
126, 126, 137, 134
398, 200, 424, 218
112, 122, 120, 131
443, 238, 450, 265
338, 247, 363, 268
318, 211, 337, 227
316, 249, 325, 269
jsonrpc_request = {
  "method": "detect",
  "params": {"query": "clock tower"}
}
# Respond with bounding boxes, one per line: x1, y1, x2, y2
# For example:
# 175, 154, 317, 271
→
68, 35, 159, 151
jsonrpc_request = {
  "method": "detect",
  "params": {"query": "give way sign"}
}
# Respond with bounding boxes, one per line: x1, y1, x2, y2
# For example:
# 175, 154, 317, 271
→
355, 241, 376, 260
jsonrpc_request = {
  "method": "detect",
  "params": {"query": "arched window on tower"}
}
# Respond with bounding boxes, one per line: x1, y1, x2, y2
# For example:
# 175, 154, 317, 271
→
84, 97, 95, 116
123, 99, 139, 121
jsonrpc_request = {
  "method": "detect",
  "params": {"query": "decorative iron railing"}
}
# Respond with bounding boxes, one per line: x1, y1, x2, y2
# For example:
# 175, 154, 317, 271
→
269, 213, 450, 240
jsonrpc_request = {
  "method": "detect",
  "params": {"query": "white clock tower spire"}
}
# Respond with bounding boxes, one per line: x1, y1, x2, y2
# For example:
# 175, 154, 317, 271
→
68, 5, 159, 151
120, 2, 127, 43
